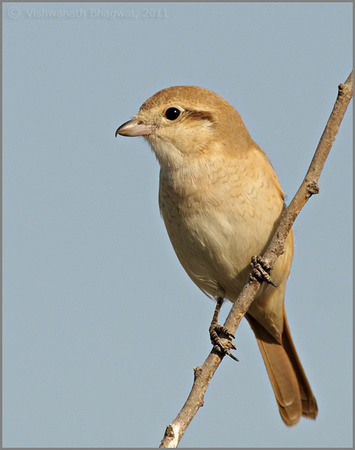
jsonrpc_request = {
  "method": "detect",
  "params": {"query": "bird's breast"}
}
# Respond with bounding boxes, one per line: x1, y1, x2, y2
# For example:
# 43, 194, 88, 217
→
158, 153, 284, 299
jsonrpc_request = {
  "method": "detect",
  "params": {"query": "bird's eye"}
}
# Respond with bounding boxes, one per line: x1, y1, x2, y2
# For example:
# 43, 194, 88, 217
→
164, 107, 181, 121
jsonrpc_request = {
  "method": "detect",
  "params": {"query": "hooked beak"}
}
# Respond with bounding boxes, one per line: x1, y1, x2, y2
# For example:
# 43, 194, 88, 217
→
115, 118, 154, 137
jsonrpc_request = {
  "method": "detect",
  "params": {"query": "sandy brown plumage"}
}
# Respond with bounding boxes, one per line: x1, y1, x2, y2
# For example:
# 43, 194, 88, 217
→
116, 86, 318, 425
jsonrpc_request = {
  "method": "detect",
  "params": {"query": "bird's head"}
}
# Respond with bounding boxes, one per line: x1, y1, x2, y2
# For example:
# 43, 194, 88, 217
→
116, 86, 253, 170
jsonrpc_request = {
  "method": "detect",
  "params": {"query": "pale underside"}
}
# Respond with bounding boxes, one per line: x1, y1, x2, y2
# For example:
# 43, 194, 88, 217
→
158, 145, 293, 343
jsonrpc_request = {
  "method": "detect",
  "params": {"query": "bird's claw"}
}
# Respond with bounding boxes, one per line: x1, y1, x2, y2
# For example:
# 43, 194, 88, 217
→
209, 324, 239, 362
249, 255, 277, 287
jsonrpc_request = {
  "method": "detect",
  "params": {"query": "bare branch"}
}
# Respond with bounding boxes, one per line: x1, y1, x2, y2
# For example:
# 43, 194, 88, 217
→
159, 72, 353, 448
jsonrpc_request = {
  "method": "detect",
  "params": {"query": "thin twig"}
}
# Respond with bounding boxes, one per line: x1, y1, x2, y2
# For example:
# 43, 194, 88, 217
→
159, 72, 353, 448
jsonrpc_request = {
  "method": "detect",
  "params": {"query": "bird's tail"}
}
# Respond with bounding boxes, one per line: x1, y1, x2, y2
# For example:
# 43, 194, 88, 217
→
246, 310, 318, 426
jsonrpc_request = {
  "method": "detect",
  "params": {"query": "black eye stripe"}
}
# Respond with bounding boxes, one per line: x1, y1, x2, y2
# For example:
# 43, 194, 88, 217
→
187, 110, 214, 122
164, 107, 214, 123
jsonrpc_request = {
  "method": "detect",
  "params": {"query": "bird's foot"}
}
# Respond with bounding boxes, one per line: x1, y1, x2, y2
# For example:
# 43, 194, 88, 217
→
249, 255, 277, 287
209, 324, 239, 362
209, 298, 239, 362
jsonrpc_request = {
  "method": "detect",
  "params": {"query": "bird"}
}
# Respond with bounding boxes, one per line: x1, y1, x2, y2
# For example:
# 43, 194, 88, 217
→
115, 85, 318, 426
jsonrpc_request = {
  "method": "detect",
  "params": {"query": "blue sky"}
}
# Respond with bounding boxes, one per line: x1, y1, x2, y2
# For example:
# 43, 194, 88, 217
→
3, 2, 353, 447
